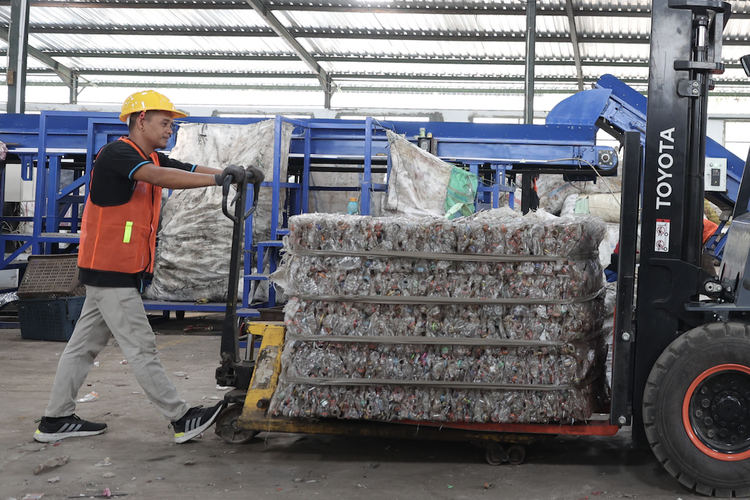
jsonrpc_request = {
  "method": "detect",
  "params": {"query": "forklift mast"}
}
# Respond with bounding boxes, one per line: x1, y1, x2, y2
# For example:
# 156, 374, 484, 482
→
613, 0, 731, 435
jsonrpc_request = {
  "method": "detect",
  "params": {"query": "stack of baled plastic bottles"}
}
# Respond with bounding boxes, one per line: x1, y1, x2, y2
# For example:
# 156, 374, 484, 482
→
269, 208, 610, 424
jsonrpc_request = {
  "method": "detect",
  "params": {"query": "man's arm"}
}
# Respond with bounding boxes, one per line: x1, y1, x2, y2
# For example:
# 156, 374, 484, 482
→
132, 163, 220, 189
192, 165, 223, 176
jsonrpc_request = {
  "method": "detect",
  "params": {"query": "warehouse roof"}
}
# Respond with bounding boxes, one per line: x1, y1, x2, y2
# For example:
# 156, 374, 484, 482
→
1, 0, 750, 107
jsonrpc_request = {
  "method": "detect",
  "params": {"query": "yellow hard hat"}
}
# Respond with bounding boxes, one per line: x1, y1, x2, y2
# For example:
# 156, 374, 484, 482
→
119, 90, 188, 122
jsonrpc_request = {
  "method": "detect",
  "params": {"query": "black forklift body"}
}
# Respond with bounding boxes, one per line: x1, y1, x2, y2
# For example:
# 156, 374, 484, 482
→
720, 215, 750, 309
611, 0, 731, 433
608, 0, 750, 495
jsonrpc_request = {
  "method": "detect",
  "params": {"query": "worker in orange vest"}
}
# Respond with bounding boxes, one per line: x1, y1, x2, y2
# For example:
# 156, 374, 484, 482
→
35, 91, 249, 444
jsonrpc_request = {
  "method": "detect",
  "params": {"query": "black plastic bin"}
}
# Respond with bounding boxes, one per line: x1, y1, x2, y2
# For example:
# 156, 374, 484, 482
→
18, 255, 85, 299
17, 296, 86, 341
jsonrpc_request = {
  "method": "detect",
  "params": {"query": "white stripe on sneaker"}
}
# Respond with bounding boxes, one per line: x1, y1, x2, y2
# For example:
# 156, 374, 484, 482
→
59, 423, 70, 432
72, 424, 82, 432
174, 405, 223, 444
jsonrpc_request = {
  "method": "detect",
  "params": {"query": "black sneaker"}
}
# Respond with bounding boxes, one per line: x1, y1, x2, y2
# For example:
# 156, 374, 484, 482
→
171, 403, 224, 444
34, 414, 107, 443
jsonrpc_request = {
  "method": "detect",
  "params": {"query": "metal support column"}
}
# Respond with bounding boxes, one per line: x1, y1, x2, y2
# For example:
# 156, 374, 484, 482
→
302, 131, 311, 213
69, 71, 79, 104
7, 0, 30, 114
565, 0, 585, 91
324, 74, 332, 109
524, 0, 537, 125
361, 117, 373, 215
520, 172, 539, 214
521, 0, 538, 214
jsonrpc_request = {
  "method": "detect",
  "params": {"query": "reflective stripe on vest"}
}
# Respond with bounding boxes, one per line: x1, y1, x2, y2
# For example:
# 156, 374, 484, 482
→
78, 137, 163, 274
123, 221, 134, 243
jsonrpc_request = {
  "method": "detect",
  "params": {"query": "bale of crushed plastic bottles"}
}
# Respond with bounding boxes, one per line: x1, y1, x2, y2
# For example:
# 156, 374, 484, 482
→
268, 208, 610, 424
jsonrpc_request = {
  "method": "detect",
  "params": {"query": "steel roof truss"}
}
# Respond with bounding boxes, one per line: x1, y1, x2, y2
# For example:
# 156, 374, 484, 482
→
243, 0, 333, 106
33, 50, 656, 67
0, 26, 84, 93
565, 0, 584, 91
21, 25, 750, 46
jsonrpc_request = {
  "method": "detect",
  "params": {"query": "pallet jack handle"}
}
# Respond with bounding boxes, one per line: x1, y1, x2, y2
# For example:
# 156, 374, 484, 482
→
219, 165, 265, 365
221, 166, 265, 224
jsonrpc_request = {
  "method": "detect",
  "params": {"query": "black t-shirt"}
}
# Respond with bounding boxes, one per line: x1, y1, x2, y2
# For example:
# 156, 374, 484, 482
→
79, 138, 196, 289
89, 139, 195, 206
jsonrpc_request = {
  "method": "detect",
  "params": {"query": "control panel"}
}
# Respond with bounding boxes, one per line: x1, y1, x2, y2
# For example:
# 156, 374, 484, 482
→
705, 157, 727, 192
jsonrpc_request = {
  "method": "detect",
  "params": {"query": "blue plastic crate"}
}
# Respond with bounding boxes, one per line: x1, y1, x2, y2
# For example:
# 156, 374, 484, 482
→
17, 296, 86, 341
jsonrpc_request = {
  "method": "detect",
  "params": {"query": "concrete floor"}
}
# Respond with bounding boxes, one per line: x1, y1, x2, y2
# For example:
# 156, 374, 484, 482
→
1, 313, 705, 500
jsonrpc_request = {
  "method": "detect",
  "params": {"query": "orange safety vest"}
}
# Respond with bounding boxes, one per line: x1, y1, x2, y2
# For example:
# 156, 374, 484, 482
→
703, 218, 719, 245
78, 137, 162, 274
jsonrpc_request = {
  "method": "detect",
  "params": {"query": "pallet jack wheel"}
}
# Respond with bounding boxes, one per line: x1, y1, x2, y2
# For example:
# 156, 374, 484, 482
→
485, 445, 508, 466
214, 404, 258, 445
643, 322, 750, 497
507, 445, 526, 465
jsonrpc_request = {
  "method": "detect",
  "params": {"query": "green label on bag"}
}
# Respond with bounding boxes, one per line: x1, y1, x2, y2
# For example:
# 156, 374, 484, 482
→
123, 221, 133, 243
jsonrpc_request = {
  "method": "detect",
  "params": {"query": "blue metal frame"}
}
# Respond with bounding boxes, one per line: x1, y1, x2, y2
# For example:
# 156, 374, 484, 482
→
0, 111, 123, 267
594, 74, 743, 259
596, 73, 744, 210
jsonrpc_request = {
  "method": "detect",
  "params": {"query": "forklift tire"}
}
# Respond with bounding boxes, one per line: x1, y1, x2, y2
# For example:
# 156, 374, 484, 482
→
215, 404, 259, 445
643, 322, 750, 498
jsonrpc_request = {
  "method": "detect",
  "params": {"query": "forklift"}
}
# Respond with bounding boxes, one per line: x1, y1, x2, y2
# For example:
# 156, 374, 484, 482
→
213, 0, 750, 495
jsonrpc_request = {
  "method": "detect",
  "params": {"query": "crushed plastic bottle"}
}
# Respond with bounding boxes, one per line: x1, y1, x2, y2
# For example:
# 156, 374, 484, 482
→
76, 391, 99, 403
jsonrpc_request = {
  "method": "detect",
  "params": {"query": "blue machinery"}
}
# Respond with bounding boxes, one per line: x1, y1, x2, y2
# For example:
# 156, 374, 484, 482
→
594, 74, 746, 258
0, 75, 739, 315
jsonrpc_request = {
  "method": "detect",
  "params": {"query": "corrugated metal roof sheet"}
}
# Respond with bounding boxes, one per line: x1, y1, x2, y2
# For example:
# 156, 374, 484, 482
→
29, 33, 293, 54
25, 6, 265, 28
56, 56, 310, 74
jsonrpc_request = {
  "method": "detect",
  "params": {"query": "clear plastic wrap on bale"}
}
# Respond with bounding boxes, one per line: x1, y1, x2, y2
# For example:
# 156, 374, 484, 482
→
284, 298, 604, 342
269, 379, 609, 424
282, 256, 602, 301
286, 209, 603, 257
280, 336, 606, 385
269, 209, 610, 424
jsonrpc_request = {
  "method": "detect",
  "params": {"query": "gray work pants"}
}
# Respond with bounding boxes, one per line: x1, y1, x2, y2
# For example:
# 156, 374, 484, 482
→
45, 285, 190, 422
